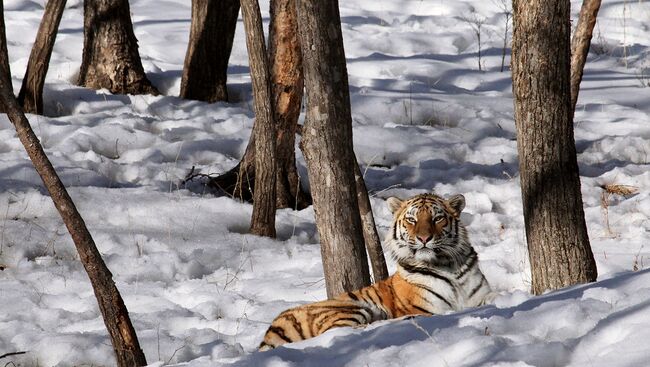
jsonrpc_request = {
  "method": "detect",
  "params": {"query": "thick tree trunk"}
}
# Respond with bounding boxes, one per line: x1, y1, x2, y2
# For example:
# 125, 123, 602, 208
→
296, 0, 371, 298
512, 0, 597, 295
17, 0, 66, 114
570, 0, 602, 113
180, 0, 239, 102
353, 160, 389, 282
240, 0, 277, 237
78, 0, 159, 95
207, 0, 311, 210
0, 11, 146, 367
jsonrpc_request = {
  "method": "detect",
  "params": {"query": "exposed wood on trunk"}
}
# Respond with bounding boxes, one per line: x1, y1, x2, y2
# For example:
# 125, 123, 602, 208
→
296, 0, 371, 298
78, 0, 159, 95
240, 0, 277, 237
0, 9, 147, 366
512, 0, 597, 295
268, 0, 306, 209
353, 160, 389, 282
180, 0, 239, 102
17, 0, 66, 114
570, 0, 602, 113
207, 0, 311, 210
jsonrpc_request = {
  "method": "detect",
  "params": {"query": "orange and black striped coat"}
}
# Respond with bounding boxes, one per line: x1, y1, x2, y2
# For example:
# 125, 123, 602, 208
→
259, 193, 493, 350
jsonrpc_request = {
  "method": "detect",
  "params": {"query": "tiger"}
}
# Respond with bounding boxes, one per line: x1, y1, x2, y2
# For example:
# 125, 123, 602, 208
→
259, 192, 493, 351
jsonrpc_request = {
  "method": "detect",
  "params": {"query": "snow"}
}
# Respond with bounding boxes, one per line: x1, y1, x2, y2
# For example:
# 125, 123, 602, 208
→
1, 0, 650, 366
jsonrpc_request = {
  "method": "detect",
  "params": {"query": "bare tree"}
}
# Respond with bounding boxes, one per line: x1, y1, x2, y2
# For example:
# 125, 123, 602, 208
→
17, 0, 66, 114
461, 10, 487, 71
494, 0, 512, 72
208, 0, 310, 210
0, 9, 146, 366
296, 0, 371, 298
240, 0, 277, 237
180, 0, 239, 102
511, 0, 598, 295
78, 0, 159, 95
570, 0, 602, 113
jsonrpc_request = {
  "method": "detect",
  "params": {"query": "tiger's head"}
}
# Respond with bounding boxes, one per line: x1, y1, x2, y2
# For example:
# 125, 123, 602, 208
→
385, 193, 471, 271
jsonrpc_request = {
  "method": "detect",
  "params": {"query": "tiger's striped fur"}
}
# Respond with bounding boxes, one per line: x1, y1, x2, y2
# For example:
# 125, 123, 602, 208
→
259, 193, 493, 351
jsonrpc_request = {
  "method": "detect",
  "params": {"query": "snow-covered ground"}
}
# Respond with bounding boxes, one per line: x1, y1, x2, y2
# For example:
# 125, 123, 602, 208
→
1, 0, 650, 366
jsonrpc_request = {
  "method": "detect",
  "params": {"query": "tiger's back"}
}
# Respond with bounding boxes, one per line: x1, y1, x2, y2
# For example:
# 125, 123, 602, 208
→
259, 192, 493, 350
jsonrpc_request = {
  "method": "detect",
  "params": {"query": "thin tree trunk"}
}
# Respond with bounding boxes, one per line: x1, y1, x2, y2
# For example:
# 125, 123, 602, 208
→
353, 160, 388, 282
16, 0, 66, 114
180, 0, 239, 102
570, 0, 602, 113
296, 0, 371, 298
512, 0, 597, 295
0, 10, 146, 367
240, 0, 277, 237
78, 0, 159, 95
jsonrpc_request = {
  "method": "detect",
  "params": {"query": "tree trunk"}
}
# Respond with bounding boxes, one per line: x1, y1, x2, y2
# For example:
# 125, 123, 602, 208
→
296, 0, 371, 298
511, 0, 598, 295
180, 0, 239, 102
0, 10, 147, 367
240, 0, 277, 237
16, 0, 66, 114
269, 0, 306, 209
353, 160, 389, 282
570, 0, 602, 113
207, 0, 311, 210
78, 0, 159, 95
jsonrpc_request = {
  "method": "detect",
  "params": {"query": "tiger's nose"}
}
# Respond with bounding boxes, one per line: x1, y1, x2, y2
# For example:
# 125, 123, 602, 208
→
417, 235, 433, 244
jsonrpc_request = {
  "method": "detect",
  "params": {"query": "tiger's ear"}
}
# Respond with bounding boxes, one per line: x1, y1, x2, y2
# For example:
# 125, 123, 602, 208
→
447, 194, 465, 215
386, 197, 404, 214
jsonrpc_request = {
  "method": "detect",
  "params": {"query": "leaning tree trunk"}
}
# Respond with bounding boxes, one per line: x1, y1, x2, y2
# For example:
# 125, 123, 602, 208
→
240, 0, 277, 237
0, 10, 146, 367
207, 0, 310, 210
512, 0, 598, 295
180, 0, 239, 102
570, 0, 602, 113
296, 0, 371, 298
78, 0, 159, 95
353, 160, 389, 282
17, 0, 66, 114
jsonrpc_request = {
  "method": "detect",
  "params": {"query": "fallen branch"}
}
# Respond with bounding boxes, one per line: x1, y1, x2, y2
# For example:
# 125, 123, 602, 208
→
0, 352, 27, 360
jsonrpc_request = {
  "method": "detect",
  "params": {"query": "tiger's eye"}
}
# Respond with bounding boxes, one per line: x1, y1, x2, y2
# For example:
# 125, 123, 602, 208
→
434, 216, 444, 223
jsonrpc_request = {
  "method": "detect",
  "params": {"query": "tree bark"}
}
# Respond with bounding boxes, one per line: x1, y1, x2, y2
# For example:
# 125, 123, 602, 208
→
353, 160, 389, 282
16, 0, 66, 114
570, 0, 602, 113
0, 9, 147, 367
240, 0, 277, 237
207, 0, 311, 210
180, 0, 239, 102
78, 0, 159, 95
268, 0, 306, 209
512, 0, 597, 295
296, 0, 371, 298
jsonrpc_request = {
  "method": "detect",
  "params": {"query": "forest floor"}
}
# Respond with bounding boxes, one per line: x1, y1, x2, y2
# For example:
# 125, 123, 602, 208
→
2, 0, 650, 366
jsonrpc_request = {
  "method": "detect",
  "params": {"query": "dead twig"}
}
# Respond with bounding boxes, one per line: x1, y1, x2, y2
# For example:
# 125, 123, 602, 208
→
180, 166, 219, 187
0, 352, 27, 360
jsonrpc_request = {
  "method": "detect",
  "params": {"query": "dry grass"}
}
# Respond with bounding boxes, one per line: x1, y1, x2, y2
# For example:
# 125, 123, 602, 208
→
602, 184, 639, 196
600, 184, 639, 236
